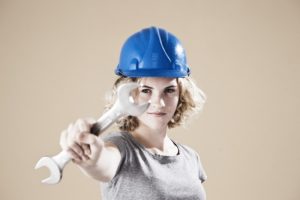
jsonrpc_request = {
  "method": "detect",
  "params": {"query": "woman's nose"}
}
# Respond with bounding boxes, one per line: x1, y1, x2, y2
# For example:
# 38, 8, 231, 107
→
150, 94, 165, 108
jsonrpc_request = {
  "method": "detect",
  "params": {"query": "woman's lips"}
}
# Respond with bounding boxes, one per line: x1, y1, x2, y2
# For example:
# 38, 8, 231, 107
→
147, 112, 166, 116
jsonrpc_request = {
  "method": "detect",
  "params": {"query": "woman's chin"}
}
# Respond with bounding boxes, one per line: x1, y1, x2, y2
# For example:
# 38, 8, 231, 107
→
139, 121, 168, 131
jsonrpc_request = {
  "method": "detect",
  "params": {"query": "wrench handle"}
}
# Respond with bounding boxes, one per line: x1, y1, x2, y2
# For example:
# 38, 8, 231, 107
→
90, 103, 124, 136
53, 150, 72, 170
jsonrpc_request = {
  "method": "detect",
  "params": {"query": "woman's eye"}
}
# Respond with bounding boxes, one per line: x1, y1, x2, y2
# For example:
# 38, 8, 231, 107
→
140, 88, 151, 94
165, 88, 176, 93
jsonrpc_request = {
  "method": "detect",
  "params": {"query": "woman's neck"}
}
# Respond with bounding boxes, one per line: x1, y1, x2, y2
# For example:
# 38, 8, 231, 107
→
131, 125, 178, 156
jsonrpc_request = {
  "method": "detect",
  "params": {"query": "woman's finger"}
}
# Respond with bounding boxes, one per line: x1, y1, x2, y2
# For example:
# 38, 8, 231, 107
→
77, 119, 90, 133
69, 142, 84, 157
81, 143, 91, 156
59, 129, 68, 149
67, 123, 77, 144
66, 148, 82, 162
77, 132, 104, 154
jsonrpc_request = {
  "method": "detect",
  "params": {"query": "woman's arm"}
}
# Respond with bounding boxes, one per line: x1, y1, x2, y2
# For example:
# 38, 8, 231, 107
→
60, 118, 121, 182
77, 141, 121, 182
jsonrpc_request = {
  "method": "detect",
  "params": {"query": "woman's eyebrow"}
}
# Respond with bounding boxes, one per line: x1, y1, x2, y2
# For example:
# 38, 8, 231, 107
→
140, 85, 153, 89
140, 85, 177, 89
165, 85, 177, 89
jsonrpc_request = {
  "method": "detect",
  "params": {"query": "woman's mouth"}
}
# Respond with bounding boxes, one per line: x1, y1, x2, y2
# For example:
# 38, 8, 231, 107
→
147, 112, 166, 116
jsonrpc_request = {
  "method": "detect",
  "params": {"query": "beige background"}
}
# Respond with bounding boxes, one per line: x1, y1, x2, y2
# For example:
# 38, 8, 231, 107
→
1, 0, 299, 199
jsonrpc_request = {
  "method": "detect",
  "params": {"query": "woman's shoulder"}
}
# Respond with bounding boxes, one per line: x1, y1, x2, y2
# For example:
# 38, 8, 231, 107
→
101, 132, 136, 158
102, 131, 137, 150
102, 131, 130, 141
176, 142, 207, 182
177, 142, 196, 153
176, 142, 201, 159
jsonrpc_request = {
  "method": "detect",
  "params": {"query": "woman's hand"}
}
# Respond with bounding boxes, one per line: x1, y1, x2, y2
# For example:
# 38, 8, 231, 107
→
59, 118, 104, 168
59, 118, 121, 182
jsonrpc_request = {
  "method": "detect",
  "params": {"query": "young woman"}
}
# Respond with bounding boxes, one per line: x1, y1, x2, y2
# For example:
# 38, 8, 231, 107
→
60, 27, 207, 200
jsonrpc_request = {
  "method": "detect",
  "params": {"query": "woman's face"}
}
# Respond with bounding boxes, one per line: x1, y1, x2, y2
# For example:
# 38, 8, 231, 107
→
134, 77, 179, 130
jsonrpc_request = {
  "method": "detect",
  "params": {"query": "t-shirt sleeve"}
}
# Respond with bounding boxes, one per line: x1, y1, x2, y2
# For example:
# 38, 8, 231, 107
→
196, 152, 207, 183
101, 132, 128, 177
102, 132, 127, 157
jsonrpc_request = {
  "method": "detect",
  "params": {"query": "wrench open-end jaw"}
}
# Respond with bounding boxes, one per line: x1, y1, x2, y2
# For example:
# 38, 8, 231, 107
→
35, 82, 149, 184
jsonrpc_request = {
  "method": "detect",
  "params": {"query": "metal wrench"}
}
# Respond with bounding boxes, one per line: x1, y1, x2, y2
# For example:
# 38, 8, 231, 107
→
35, 82, 149, 184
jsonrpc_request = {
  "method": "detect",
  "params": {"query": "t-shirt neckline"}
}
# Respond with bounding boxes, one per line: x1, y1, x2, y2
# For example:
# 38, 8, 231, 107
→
123, 132, 182, 161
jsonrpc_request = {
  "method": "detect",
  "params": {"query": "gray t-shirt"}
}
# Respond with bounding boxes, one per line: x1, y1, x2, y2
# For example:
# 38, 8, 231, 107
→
101, 132, 207, 200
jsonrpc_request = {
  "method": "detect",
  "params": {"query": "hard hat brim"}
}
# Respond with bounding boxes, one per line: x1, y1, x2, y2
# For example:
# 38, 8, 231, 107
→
115, 68, 190, 78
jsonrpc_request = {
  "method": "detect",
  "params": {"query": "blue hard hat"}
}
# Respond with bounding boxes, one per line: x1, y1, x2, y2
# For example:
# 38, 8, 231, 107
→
115, 27, 190, 78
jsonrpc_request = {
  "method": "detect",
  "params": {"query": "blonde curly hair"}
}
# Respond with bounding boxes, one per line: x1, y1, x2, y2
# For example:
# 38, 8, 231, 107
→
105, 76, 206, 132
